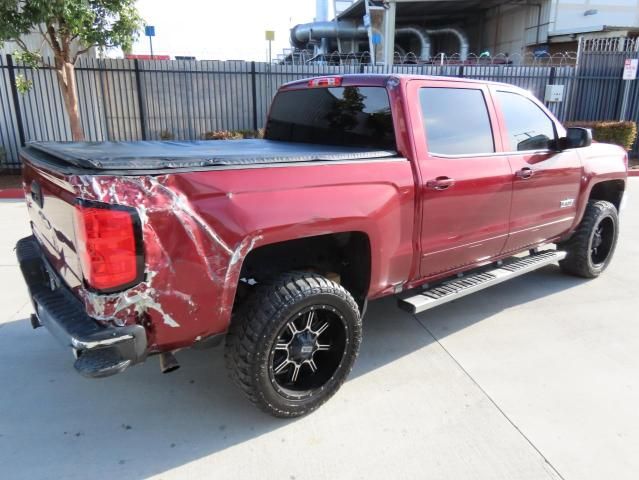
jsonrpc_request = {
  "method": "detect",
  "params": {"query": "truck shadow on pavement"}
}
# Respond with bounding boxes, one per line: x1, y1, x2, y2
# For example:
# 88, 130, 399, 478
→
0, 264, 585, 479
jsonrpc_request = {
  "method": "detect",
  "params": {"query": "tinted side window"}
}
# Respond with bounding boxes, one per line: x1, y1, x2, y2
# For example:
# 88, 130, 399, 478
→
419, 87, 495, 155
265, 86, 395, 150
496, 91, 556, 151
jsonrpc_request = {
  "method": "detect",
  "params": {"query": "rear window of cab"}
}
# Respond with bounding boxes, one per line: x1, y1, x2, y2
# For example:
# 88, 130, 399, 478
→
265, 86, 396, 150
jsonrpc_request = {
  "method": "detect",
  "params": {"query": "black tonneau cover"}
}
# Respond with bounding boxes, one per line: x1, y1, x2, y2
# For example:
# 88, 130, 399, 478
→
27, 139, 398, 170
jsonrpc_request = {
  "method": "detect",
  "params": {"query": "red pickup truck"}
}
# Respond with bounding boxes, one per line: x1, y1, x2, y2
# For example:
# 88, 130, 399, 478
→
17, 74, 628, 417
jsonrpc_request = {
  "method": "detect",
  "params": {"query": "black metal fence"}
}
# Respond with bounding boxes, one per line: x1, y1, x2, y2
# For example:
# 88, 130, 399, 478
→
568, 38, 639, 123
0, 38, 638, 171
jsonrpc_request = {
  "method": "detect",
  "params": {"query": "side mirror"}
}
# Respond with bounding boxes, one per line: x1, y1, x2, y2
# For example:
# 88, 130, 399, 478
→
558, 127, 592, 150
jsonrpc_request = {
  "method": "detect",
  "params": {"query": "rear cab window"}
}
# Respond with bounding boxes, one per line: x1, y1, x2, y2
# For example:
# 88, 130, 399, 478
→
265, 86, 396, 150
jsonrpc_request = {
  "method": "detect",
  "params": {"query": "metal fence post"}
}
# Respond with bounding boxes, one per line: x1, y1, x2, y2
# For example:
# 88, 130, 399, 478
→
548, 66, 556, 85
6, 54, 26, 147
566, 36, 583, 122
133, 59, 147, 140
545, 66, 556, 110
250, 61, 258, 131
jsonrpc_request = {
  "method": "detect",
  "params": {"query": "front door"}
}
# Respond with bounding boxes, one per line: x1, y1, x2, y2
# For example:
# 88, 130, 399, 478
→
409, 80, 513, 279
491, 88, 583, 253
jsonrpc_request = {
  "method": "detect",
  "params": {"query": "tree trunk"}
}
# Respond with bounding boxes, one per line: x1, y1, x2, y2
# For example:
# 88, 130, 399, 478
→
55, 61, 84, 141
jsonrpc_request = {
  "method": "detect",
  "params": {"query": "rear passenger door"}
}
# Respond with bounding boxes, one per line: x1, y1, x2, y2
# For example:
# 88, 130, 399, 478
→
408, 80, 513, 279
492, 89, 582, 253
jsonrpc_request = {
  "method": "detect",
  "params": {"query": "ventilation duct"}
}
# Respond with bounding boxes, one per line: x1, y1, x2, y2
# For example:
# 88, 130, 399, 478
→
395, 27, 431, 61
426, 27, 469, 61
290, 21, 469, 62
290, 21, 368, 51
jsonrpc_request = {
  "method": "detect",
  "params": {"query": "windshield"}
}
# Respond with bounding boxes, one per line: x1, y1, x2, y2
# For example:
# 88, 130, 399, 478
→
265, 86, 396, 150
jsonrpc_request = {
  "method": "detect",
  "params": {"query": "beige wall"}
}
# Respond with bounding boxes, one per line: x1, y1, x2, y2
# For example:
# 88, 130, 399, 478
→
480, 1, 553, 56
0, 32, 96, 60
478, 0, 639, 56
550, 0, 639, 34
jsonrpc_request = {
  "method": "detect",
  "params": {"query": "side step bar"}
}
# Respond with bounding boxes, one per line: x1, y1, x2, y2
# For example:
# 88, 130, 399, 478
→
398, 250, 566, 314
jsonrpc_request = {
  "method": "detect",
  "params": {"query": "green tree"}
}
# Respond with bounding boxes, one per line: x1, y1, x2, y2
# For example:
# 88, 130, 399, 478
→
0, 1, 143, 140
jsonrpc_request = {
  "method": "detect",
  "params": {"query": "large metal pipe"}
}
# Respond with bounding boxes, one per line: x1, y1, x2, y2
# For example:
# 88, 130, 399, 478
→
315, 0, 330, 53
315, 0, 329, 21
291, 20, 469, 62
290, 21, 368, 50
426, 27, 469, 61
396, 27, 431, 60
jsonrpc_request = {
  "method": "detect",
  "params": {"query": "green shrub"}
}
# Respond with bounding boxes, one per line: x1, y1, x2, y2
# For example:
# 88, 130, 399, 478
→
159, 129, 174, 140
202, 129, 263, 140
236, 129, 265, 139
565, 121, 638, 151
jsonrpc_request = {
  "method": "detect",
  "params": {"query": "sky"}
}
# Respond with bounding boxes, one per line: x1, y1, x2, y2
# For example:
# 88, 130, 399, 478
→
130, 0, 320, 61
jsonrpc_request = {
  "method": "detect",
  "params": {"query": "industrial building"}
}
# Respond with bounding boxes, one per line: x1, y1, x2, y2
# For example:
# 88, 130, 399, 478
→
286, 0, 639, 64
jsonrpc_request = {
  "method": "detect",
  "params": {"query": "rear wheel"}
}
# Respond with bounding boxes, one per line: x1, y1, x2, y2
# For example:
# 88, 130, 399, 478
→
225, 272, 362, 417
559, 200, 619, 278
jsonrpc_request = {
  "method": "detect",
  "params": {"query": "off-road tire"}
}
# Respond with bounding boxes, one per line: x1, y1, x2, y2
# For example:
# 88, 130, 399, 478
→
558, 200, 619, 278
224, 272, 362, 418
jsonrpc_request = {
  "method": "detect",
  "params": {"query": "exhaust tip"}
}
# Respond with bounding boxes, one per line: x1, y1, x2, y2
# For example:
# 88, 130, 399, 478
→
30, 313, 42, 329
159, 352, 180, 374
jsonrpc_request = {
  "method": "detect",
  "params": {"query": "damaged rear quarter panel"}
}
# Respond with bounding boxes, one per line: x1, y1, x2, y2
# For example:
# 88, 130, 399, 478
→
65, 158, 414, 352
69, 173, 245, 351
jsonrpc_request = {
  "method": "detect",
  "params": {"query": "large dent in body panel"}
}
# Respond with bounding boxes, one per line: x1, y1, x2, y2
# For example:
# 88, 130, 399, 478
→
70, 174, 254, 340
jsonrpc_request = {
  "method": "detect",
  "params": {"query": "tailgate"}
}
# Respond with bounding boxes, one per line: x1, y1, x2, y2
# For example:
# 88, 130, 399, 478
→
22, 157, 84, 292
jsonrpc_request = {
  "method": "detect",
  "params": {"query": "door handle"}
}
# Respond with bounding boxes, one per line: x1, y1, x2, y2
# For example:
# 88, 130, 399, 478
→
515, 167, 534, 179
426, 176, 456, 191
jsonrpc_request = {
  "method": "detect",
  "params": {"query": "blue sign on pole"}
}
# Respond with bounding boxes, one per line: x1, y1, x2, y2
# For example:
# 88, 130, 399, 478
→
145, 25, 155, 37
371, 33, 382, 45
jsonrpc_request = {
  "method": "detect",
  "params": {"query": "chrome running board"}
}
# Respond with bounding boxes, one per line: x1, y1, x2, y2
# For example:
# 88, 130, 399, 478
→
398, 250, 567, 315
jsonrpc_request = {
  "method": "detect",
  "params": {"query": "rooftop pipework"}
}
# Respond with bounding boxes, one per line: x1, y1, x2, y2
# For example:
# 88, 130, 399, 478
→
290, 19, 469, 62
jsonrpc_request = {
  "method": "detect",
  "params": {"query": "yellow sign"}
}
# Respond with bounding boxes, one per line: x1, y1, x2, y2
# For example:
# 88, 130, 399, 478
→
265, 30, 275, 41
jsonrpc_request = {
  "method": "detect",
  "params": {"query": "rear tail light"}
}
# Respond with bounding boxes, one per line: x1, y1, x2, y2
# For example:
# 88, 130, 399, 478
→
74, 203, 142, 291
308, 76, 342, 88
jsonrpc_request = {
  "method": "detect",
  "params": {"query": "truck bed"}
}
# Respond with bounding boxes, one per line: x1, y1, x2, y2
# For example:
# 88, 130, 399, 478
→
25, 139, 398, 171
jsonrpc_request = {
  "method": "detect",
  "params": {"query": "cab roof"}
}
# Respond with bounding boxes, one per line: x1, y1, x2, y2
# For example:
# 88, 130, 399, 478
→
279, 73, 520, 91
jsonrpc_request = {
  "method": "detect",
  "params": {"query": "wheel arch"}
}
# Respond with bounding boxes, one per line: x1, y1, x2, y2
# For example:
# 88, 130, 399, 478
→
588, 179, 625, 211
233, 231, 372, 312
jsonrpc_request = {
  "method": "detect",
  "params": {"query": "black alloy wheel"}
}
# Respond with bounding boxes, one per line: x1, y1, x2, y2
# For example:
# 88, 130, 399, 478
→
590, 216, 615, 267
225, 272, 362, 417
559, 200, 619, 278
269, 305, 347, 399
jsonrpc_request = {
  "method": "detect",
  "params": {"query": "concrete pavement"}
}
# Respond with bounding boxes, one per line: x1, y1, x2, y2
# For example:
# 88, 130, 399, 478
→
0, 180, 637, 480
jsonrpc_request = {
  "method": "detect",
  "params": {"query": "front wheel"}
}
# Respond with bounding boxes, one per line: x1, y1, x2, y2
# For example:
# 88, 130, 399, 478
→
225, 272, 362, 417
558, 200, 619, 278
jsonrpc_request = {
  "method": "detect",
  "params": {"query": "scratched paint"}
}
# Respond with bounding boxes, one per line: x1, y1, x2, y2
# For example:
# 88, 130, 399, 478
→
68, 174, 254, 345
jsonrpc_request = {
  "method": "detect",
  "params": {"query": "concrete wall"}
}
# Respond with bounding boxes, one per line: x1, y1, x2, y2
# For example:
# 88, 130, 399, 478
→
0, 32, 96, 60
477, 0, 639, 56
396, 0, 639, 58
549, 0, 639, 35
0, 33, 59, 59
480, 1, 553, 56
